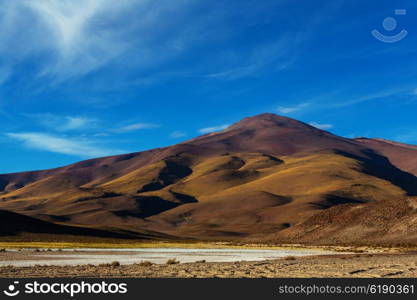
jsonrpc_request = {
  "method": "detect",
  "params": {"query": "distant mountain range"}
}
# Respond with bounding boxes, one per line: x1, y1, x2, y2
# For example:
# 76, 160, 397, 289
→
1, 113, 417, 245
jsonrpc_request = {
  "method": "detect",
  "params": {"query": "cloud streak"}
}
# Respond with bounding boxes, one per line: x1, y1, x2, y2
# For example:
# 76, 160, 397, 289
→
206, 38, 295, 81
25, 114, 97, 132
0, 0, 199, 83
0, 0, 127, 81
0, 0, 326, 87
170, 131, 187, 138
111, 123, 158, 133
309, 121, 333, 130
59, 116, 97, 131
277, 103, 310, 114
7, 132, 124, 158
198, 124, 229, 134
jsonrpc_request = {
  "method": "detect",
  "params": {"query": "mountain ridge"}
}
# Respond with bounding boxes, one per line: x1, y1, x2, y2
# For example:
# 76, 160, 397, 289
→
1, 113, 417, 245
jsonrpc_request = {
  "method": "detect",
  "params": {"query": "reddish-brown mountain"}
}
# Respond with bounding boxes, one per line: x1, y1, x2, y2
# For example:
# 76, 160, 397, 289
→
1, 113, 417, 245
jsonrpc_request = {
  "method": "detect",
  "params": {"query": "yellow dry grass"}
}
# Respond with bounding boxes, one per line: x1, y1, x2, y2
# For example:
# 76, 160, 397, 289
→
0, 241, 318, 251
169, 153, 405, 203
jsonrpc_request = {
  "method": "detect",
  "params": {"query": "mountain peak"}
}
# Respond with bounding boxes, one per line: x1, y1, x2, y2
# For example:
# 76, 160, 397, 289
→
227, 113, 316, 131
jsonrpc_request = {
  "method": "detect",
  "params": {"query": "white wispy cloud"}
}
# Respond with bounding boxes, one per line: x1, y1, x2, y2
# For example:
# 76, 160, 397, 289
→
204, 1, 344, 82
25, 113, 159, 135
59, 116, 96, 131
25, 114, 97, 132
7, 132, 123, 158
328, 87, 411, 109
112, 123, 158, 133
170, 131, 187, 138
277, 103, 310, 114
0, 1, 126, 80
0, 1, 339, 88
198, 124, 230, 134
206, 37, 297, 81
93, 132, 110, 137
412, 88, 417, 95
0, 0, 196, 82
309, 121, 333, 130
0, 0, 350, 88
286, 86, 414, 114
207, 65, 263, 81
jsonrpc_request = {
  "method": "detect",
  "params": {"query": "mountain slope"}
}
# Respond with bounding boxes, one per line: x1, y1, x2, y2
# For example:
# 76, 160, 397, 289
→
356, 138, 417, 176
272, 197, 417, 246
1, 113, 417, 244
0, 210, 168, 241
0, 114, 369, 193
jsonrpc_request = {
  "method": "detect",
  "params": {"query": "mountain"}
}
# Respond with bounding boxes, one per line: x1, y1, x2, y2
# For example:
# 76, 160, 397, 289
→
0, 210, 168, 241
355, 138, 417, 176
1, 113, 417, 245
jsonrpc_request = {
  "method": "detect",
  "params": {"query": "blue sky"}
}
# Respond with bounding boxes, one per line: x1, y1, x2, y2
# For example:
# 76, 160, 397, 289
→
1, 0, 417, 173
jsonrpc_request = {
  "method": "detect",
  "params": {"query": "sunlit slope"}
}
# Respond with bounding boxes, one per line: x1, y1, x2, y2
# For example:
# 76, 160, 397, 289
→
272, 196, 417, 245
0, 151, 411, 238
1, 113, 417, 242
138, 152, 411, 238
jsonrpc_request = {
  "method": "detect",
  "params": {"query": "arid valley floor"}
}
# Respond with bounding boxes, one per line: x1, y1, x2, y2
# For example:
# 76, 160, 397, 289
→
1, 246, 417, 278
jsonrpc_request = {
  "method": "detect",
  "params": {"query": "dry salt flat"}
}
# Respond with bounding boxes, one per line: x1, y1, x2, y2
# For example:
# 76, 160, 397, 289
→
0, 247, 335, 267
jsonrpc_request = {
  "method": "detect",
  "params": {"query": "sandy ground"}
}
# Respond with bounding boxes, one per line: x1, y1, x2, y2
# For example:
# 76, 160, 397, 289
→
1, 251, 417, 278
0, 248, 334, 267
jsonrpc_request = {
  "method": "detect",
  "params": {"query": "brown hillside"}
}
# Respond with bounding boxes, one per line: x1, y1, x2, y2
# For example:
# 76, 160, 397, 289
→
0, 210, 167, 241
1, 113, 417, 244
356, 138, 417, 176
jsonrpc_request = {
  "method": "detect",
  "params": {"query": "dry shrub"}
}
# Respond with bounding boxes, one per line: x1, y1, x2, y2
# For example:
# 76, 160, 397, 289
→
166, 258, 179, 265
195, 260, 206, 263
137, 261, 153, 267
98, 261, 121, 267
98, 263, 110, 267
111, 261, 121, 267
284, 256, 296, 260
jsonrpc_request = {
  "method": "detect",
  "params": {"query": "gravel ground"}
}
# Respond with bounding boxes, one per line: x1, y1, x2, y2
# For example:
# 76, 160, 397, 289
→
1, 252, 417, 278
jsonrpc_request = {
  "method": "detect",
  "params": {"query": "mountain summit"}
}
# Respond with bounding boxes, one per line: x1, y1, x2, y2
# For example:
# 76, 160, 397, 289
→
1, 113, 417, 244
227, 113, 318, 131
186, 113, 366, 158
